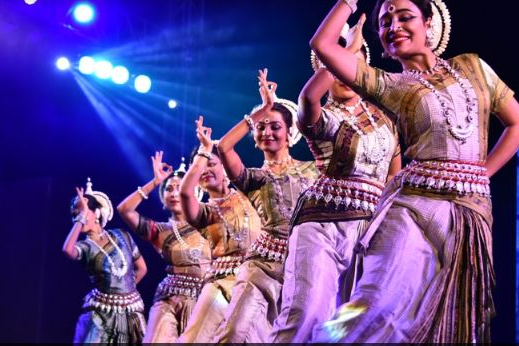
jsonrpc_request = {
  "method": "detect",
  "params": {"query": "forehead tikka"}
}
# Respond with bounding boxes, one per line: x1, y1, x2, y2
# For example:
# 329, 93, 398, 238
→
386, 0, 396, 13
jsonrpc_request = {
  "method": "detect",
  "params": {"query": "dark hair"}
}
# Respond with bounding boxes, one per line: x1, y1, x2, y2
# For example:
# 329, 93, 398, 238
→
371, 0, 433, 32
70, 194, 102, 215
189, 145, 219, 164
272, 102, 293, 129
338, 36, 369, 61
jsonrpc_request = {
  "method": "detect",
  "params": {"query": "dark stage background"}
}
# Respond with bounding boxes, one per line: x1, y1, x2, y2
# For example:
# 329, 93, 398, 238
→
0, 0, 517, 342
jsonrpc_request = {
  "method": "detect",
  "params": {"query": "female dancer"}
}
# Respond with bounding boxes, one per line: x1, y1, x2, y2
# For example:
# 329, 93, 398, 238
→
63, 178, 147, 343
270, 20, 401, 343
176, 116, 261, 342
310, 0, 519, 342
212, 70, 319, 343
117, 152, 211, 342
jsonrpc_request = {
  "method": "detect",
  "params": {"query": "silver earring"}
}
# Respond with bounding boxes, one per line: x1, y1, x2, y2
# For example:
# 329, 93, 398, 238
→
426, 28, 435, 48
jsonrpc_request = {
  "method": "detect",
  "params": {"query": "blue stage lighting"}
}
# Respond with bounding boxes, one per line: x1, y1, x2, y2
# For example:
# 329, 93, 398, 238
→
111, 66, 130, 85
168, 99, 178, 109
73, 3, 95, 24
78, 56, 96, 75
94, 60, 113, 80
134, 75, 152, 93
56, 57, 71, 70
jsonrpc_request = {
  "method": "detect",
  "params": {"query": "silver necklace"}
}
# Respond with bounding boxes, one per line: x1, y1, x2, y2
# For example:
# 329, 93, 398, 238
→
263, 158, 309, 220
403, 57, 476, 142
208, 189, 250, 242
170, 219, 206, 262
326, 98, 389, 164
326, 97, 363, 115
264, 155, 292, 166
87, 230, 128, 279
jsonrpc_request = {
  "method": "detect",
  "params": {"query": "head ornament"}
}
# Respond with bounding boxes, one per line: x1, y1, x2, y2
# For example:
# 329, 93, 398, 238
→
85, 177, 113, 228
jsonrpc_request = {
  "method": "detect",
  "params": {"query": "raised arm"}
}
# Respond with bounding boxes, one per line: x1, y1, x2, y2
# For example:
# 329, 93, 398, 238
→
310, 1, 364, 85
180, 116, 213, 226
117, 151, 173, 231
62, 187, 93, 260
486, 97, 519, 177
298, 68, 335, 127
217, 69, 273, 179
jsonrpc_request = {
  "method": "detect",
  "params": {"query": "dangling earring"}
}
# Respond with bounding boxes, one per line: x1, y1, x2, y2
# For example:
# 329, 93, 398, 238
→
94, 209, 101, 224
254, 142, 258, 148
426, 27, 435, 48
381, 51, 397, 60
195, 185, 205, 201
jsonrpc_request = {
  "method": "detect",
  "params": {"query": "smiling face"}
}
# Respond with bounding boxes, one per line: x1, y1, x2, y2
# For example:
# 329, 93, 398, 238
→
199, 153, 226, 192
162, 176, 183, 214
377, 0, 431, 59
253, 110, 290, 154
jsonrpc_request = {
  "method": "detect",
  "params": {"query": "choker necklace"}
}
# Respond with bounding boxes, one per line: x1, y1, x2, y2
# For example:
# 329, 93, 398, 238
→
87, 230, 128, 279
404, 59, 441, 76
264, 155, 292, 166
208, 189, 250, 242
326, 97, 363, 115
403, 57, 476, 142
170, 219, 206, 262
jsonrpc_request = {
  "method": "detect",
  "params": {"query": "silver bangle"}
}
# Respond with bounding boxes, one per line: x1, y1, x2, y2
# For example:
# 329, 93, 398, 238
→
73, 214, 87, 226
243, 114, 254, 131
342, 0, 358, 13
197, 150, 212, 160
137, 186, 149, 200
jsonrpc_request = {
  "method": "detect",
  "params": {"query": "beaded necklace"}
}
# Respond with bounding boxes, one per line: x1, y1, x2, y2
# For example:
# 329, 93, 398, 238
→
170, 219, 206, 262
87, 230, 128, 279
403, 57, 476, 142
325, 98, 389, 164
208, 189, 250, 242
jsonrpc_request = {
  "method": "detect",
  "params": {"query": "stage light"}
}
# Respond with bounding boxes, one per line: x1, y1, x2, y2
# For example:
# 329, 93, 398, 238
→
24, 0, 37, 5
168, 99, 178, 109
111, 66, 130, 85
94, 60, 113, 80
134, 75, 152, 93
78, 56, 95, 75
73, 3, 95, 24
56, 57, 71, 70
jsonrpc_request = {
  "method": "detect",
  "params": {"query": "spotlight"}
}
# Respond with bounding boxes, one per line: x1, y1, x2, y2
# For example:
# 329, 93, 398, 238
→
168, 99, 178, 109
56, 57, 71, 70
78, 56, 95, 75
111, 66, 130, 85
134, 75, 152, 93
24, 0, 37, 5
73, 3, 95, 24
94, 60, 113, 80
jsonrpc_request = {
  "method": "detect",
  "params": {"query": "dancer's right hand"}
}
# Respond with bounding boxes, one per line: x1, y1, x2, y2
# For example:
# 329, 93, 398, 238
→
151, 150, 173, 186
345, 13, 367, 54
258, 68, 277, 110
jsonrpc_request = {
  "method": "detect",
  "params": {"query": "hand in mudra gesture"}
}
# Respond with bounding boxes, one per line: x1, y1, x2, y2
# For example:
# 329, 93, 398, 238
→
345, 13, 367, 55
151, 151, 174, 186
258, 68, 277, 111
196, 115, 213, 152
75, 187, 95, 231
